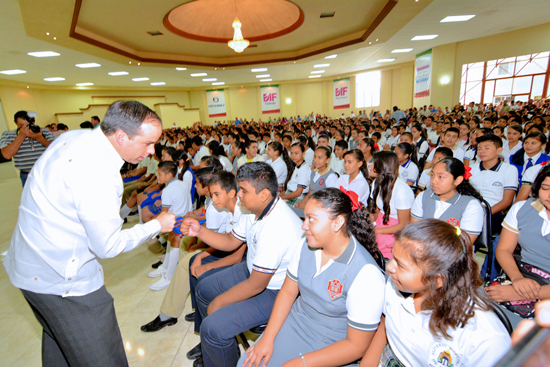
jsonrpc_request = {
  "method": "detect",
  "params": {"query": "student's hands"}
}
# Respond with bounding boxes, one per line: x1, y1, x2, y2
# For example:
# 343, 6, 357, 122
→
192, 262, 212, 278
155, 212, 176, 233
512, 278, 541, 301
242, 336, 275, 367
184, 211, 200, 220
295, 199, 306, 209
190, 255, 208, 278
485, 284, 526, 302
180, 218, 201, 237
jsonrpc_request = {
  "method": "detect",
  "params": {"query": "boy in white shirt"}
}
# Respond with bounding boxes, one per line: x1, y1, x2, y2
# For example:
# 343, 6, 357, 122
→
425, 127, 465, 169
330, 140, 347, 176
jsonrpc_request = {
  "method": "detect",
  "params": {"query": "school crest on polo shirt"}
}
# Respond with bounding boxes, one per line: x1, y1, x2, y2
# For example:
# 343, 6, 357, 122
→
428, 343, 462, 367
327, 279, 343, 299
319, 178, 325, 186
447, 218, 460, 226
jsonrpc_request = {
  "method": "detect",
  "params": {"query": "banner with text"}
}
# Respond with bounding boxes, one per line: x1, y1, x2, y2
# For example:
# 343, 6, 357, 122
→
206, 90, 227, 117
333, 78, 350, 109
414, 49, 432, 98
261, 85, 280, 114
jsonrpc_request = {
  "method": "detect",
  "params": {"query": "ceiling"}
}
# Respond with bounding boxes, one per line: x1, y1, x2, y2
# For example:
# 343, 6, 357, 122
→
1, 0, 550, 90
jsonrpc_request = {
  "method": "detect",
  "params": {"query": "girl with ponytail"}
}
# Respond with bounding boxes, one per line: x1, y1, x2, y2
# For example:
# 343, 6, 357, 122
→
241, 187, 385, 367
359, 219, 510, 367
207, 141, 232, 172
395, 142, 419, 185
368, 151, 415, 259
410, 157, 484, 245
266, 141, 294, 193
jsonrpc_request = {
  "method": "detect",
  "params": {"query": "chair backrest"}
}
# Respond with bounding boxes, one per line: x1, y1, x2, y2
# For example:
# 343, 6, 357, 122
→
409, 185, 424, 196
473, 198, 493, 282
487, 299, 514, 335
372, 248, 386, 272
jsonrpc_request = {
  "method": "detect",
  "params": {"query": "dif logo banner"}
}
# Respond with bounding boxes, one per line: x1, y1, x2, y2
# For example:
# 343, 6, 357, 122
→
335, 86, 348, 97
263, 92, 277, 104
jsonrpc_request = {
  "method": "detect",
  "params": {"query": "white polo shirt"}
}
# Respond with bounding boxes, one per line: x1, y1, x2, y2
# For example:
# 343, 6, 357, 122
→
219, 155, 233, 172
384, 277, 511, 367
336, 171, 370, 205
372, 178, 414, 219
502, 141, 522, 163
267, 156, 288, 185
398, 159, 419, 184
522, 163, 544, 185
146, 157, 159, 176
205, 197, 229, 233
287, 161, 311, 193
304, 148, 314, 167
330, 156, 345, 176
469, 161, 518, 207
427, 146, 465, 163
192, 145, 210, 166
231, 197, 304, 290
411, 191, 484, 235
161, 178, 192, 217
418, 169, 432, 190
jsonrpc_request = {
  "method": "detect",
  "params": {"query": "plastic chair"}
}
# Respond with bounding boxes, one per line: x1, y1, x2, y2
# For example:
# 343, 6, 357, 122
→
238, 325, 266, 350
487, 298, 514, 335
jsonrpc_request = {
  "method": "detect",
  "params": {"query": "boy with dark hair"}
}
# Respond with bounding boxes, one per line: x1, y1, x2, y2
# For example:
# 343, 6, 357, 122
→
180, 162, 304, 367
469, 134, 518, 233
141, 170, 248, 330
147, 161, 193, 290
425, 127, 464, 169
330, 140, 348, 176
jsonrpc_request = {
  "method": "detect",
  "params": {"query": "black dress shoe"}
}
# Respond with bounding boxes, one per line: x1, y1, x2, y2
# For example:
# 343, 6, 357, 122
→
140, 316, 177, 332
187, 343, 202, 360
151, 260, 163, 269
193, 357, 204, 367
184, 311, 195, 322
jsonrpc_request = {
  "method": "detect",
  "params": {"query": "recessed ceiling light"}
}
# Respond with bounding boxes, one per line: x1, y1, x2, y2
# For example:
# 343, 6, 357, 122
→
378, 58, 396, 62
412, 35, 438, 41
28, 51, 60, 57
76, 83, 93, 86
309, 75, 321, 78
150, 82, 166, 85
46, 32, 49, 36
212, 82, 225, 85
256, 74, 270, 78
440, 15, 475, 23
190, 73, 207, 77
108, 71, 129, 76
314, 63, 330, 68
392, 48, 413, 53
132, 77, 149, 81
260, 79, 272, 82
75, 63, 101, 68
203, 78, 217, 82
176, 67, 187, 70
0, 69, 27, 75
325, 54, 337, 59
44, 77, 65, 82
251, 68, 268, 72
311, 70, 325, 74
53, 37, 56, 40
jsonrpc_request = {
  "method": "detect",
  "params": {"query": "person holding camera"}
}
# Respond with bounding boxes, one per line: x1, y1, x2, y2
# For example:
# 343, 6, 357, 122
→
0, 110, 55, 186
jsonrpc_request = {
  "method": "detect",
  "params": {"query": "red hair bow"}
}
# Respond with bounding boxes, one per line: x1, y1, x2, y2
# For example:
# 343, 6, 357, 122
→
340, 186, 361, 211
463, 165, 472, 180
374, 143, 379, 151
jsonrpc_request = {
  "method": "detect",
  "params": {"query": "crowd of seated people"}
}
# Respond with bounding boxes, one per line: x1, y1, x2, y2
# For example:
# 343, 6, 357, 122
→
110, 99, 550, 366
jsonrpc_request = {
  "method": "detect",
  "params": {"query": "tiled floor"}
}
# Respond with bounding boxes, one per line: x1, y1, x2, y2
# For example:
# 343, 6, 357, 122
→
0, 174, 202, 367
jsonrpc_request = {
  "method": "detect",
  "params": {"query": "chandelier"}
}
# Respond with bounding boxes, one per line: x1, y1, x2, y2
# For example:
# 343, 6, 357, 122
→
227, 1, 249, 53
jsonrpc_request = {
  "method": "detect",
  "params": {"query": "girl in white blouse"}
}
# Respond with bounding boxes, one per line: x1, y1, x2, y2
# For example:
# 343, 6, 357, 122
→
280, 142, 310, 207
336, 149, 370, 206
266, 141, 293, 194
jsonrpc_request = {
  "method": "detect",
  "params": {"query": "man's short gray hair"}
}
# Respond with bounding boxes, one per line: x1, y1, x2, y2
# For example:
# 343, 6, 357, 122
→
101, 101, 161, 139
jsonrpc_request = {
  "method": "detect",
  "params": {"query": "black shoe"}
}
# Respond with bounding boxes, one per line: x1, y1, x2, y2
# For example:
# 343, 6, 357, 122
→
187, 343, 202, 360
184, 311, 195, 322
193, 357, 204, 367
127, 209, 139, 217
151, 260, 163, 269
140, 316, 177, 332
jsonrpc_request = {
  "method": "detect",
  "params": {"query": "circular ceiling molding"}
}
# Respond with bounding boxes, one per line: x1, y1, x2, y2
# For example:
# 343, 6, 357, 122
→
164, 0, 304, 43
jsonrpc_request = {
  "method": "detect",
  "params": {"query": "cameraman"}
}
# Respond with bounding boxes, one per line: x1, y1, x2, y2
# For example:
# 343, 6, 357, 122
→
0, 111, 55, 186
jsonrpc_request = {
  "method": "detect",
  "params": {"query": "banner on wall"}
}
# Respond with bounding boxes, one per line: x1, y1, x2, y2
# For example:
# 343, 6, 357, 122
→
414, 49, 432, 98
333, 78, 350, 109
206, 90, 227, 117
261, 85, 280, 114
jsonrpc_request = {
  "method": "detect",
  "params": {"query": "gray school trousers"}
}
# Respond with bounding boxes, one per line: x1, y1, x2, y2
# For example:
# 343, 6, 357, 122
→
21, 286, 128, 367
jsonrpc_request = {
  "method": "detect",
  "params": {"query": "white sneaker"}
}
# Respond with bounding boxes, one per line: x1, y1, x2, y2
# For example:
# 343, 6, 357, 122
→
148, 265, 165, 278
150, 275, 171, 291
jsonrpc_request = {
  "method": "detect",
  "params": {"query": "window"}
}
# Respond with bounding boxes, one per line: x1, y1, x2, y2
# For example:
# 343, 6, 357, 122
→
460, 52, 550, 105
356, 70, 381, 108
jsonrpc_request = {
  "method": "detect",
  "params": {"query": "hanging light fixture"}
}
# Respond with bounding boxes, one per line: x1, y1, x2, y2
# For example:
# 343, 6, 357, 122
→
228, 0, 249, 53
